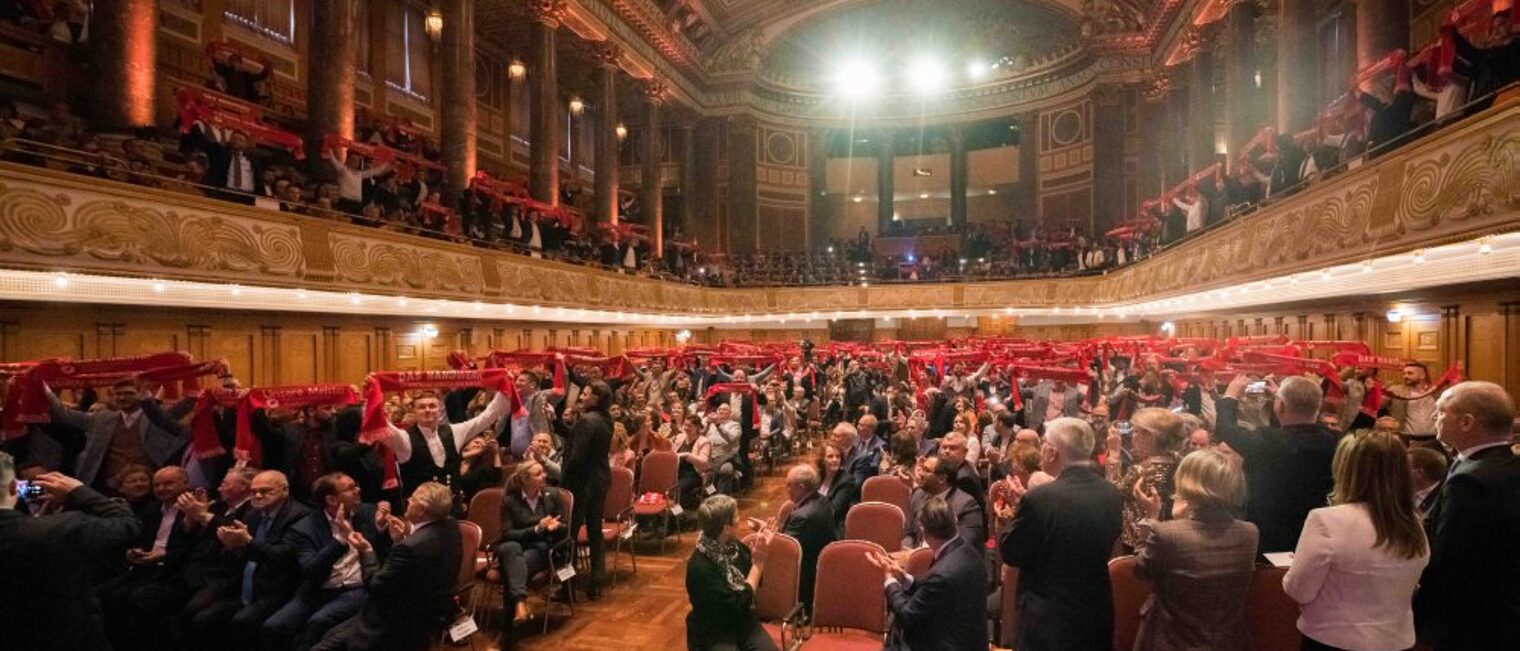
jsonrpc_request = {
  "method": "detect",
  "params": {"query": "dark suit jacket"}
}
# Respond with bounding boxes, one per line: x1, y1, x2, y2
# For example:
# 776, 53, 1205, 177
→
781, 491, 836, 606
234, 499, 311, 603
498, 487, 570, 547
999, 465, 1123, 651
127, 500, 197, 577
288, 502, 390, 594
1215, 397, 1340, 552
180, 498, 253, 590
886, 536, 988, 651
823, 469, 860, 536
561, 412, 612, 495
1415, 444, 1520, 651
343, 518, 463, 650
903, 485, 985, 551
0, 487, 141, 651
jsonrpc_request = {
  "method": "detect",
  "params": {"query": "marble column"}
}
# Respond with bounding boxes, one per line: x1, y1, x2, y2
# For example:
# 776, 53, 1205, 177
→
1140, 76, 1170, 197
366, 0, 389, 115
306, 0, 355, 162
1164, 82, 1189, 187
679, 124, 698, 242
1276, 0, 1317, 133
1016, 112, 1039, 220
438, 0, 476, 200
949, 126, 968, 228
528, 1, 567, 206
591, 42, 621, 225
1223, 0, 1259, 157
1185, 29, 1219, 173
642, 80, 667, 257
1356, 0, 1410, 69
876, 129, 895, 232
90, 0, 158, 131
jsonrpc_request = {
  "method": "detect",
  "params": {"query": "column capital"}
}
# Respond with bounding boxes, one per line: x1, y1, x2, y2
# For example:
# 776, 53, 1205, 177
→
1142, 71, 1172, 101
527, 0, 569, 28
641, 78, 669, 104
1179, 23, 1218, 59
590, 40, 622, 68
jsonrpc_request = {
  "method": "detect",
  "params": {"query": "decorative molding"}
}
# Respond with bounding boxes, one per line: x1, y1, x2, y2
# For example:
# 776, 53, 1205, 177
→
528, 0, 571, 28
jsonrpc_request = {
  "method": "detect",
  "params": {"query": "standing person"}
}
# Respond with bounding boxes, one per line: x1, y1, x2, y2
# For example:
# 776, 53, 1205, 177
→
0, 455, 142, 651
684, 494, 778, 651
998, 417, 1123, 651
1414, 381, 1520, 651
1385, 362, 1438, 437
379, 388, 512, 499
1215, 374, 1341, 553
1105, 407, 1186, 550
871, 497, 988, 651
46, 379, 190, 491
1285, 432, 1430, 651
1130, 450, 1258, 651
562, 381, 613, 600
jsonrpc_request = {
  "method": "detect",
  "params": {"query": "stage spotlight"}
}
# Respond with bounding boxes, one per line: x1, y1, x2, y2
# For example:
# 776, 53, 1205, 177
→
967, 60, 988, 80
908, 57, 946, 95
835, 59, 880, 99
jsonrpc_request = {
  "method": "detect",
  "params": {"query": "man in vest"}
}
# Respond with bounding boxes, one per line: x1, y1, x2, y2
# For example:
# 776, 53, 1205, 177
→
379, 390, 512, 498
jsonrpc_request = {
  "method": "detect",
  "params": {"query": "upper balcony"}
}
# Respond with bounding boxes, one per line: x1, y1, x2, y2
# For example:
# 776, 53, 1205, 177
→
0, 93, 1516, 327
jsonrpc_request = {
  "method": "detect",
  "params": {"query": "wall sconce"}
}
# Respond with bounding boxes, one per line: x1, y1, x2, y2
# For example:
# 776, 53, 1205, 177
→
424, 10, 443, 41
420, 324, 439, 338
568, 97, 585, 115
1161, 321, 1177, 334
675, 329, 692, 345
1385, 309, 1403, 323
615, 123, 627, 140
508, 60, 526, 80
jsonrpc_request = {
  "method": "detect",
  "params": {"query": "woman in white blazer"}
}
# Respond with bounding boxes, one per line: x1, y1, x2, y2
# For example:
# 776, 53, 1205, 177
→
1283, 432, 1430, 651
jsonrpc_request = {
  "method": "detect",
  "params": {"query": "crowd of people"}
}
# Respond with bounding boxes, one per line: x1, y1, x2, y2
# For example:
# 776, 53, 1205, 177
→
4, 335, 1517, 651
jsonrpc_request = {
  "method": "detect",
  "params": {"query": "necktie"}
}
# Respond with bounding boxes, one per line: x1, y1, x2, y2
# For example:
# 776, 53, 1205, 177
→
241, 516, 272, 605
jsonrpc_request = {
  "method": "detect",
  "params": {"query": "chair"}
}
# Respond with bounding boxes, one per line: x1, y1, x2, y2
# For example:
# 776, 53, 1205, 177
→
860, 476, 911, 520
466, 488, 504, 623
754, 533, 806, 651
996, 564, 1020, 648
1108, 555, 1153, 651
1246, 565, 1299, 651
776, 499, 796, 526
630, 450, 680, 552
443, 520, 484, 646
528, 489, 577, 634
904, 546, 934, 578
802, 540, 887, 650
844, 501, 905, 553
579, 465, 636, 581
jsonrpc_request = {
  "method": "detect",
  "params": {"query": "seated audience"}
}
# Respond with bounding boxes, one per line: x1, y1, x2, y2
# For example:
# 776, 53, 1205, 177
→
871, 496, 988, 651
779, 463, 836, 610
495, 460, 568, 628
684, 494, 778, 651
902, 455, 985, 551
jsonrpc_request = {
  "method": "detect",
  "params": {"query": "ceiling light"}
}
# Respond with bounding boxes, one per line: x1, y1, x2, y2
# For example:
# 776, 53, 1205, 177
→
151, 280, 166, 294
1319, 269, 1330, 280
1386, 309, 1403, 323
349, 294, 361, 305
987, 189, 997, 195
918, 192, 930, 199
1479, 237, 1494, 254
397, 297, 409, 307
615, 123, 627, 140
53, 273, 68, 288
1362, 260, 1373, 273
229, 285, 242, 296
908, 57, 946, 95
967, 60, 988, 80
852, 195, 863, 203
836, 59, 880, 99
420, 324, 439, 339
296, 289, 308, 299
1413, 250, 1426, 264
568, 97, 584, 115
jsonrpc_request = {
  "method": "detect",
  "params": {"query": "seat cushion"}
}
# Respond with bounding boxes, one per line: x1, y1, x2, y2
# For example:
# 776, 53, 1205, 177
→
632, 503, 666, 516
800, 630, 882, 651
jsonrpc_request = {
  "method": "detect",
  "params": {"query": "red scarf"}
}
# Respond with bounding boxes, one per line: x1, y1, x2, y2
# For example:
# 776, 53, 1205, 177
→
189, 384, 362, 467
2, 352, 215, 437
703, 383, 761, 429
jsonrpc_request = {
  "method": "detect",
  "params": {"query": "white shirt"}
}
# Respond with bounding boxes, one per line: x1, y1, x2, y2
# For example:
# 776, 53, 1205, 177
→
324, 510, 363, 589
1283, 503, 1429, 650
383, 392, 512, 464
152, 503, 180, 553
328, 152, 390, 201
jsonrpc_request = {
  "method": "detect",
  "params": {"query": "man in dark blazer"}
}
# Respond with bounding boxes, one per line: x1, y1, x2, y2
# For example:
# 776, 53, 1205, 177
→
187, 470, 311, 650
1000, 417, 1122, 651
781, 464, 837, 609
902, 455, 985, 550
47, 380, 191, 490
1415, 381, 1520, 651
0, 456, 142, 651
96, 466, 196, 649
496, 460, 570, 627
561, 380, 613, 599
874, 497, 987, 651
1018, 380, 1085, 433
264, 472, 390, 651
313, 481, 463, 651
1215, 374, 1341, 553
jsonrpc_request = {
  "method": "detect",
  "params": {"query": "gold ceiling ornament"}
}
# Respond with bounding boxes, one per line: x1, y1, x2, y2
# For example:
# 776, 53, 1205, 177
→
1142, 71, 1172, 100
590, 40, 622, 69
641, 79, 670, 103
526, 0, 569, 28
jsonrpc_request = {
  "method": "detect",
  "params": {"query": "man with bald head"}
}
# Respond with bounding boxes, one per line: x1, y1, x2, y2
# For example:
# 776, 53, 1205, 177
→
188, 470, 311, 649
98, 465, 195, 648
781, 463, 836, 609
1415, 381, 1520, 651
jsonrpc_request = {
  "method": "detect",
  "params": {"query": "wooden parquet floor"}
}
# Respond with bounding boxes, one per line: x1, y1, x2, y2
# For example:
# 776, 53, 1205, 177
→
464, 466, 794, 651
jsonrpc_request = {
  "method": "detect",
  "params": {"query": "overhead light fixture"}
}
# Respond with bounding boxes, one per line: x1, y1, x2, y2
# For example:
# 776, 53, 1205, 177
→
424, 10, 443, 41
348, 294, 361, 305
1413, 250, 1426, 264
918, 192, 930, 199
53, 273, 69, 288
615, 123, 627, 140
852, 195, 864, 203
229, 285, 242, 296
568, 97, 584, 115
967, 60, 988, 80
908, 57, 946, 95
397, 297, 409, 307
1479, 237, 1494, 255
1362, 260, 1373, 273
420, 324, 439, 339
151, 280, 166, 294
1161, 321, 1177, 334
296, 288, 308, 299
987, 189, 997, 195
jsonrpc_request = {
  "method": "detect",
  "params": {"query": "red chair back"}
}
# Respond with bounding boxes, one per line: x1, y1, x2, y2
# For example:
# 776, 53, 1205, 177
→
844, 501, 905, 553
861, 475, 912, 517
998, 564, 1021, 648
606, 466, 635, 520
776, 499, 795, 525
1109, 555, 1153, 651
455, 520, 483, 590
637, 450, 679, 495
904, 546, 934, 577
812, 540, 887, 634
466, 488, 503, 548
1247, 565, 1300, 651
754, 533, 802, 622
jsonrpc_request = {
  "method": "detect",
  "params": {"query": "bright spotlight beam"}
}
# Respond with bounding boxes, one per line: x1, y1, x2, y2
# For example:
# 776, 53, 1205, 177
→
908, 57, 945, 96
836, 59, 880, 100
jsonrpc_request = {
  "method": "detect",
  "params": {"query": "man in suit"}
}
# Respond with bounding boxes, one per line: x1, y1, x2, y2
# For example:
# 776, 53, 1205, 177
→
563, 381, 613, 599
200, 129, 262, 204
839, 420, 882, 487
1000, 417, 1122, 651
938, 431, 988, 517
1215, 374, 1341, 553
187, 470, 311, 650
873, 497, 988, 651
1019, 379, 1085, 433
96, 465, 195, 650
903, 455, 985, 550
175, 466, 258, 639
0, 453, 142, 651
780, 463, 836, 609
264, 473, 390, 651
313, 481, 463, 651
47, 379, 191, 491
251, 405, 341, 505
1407, 445, 1448, 522
495, 370, 564, 459
1415, 381, 1520, 651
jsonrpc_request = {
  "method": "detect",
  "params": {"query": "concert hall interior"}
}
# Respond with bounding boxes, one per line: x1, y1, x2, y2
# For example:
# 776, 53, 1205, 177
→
0, 1, 1517, 651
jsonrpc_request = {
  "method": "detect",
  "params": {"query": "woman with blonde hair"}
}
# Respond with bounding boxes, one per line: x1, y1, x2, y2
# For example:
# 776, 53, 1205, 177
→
1108, 407, 1188, 548
1284, 432, 1429, 651
1131, 449, 1259, 651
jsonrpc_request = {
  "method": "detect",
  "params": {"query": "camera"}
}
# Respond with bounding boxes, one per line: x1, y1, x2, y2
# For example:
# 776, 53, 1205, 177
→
1116, 420, 1133, 442
16, 480, 44, 499
1246, 381, 1268, 394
